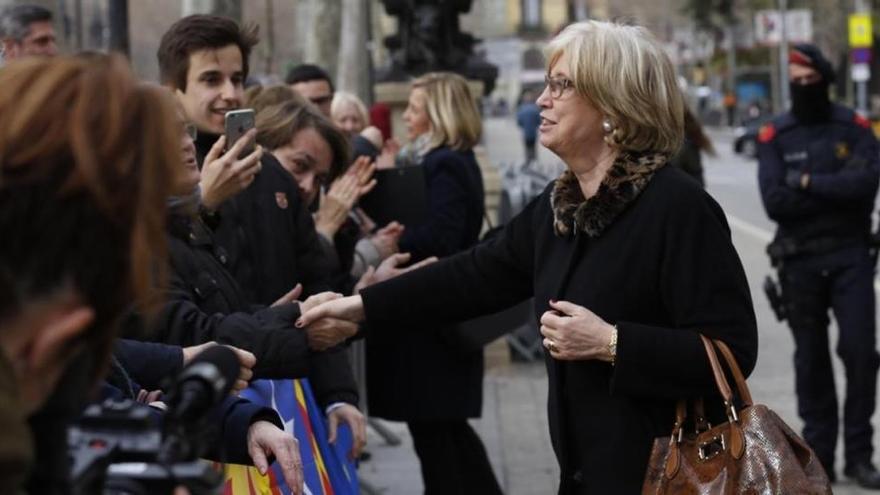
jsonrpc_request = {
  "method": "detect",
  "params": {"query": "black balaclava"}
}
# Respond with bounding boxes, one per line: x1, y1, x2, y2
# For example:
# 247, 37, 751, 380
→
789, 43, 836, 124
790, 80, 831, 124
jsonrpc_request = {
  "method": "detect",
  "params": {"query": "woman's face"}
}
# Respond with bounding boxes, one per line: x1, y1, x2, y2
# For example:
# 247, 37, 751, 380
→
536, 51, 605, 160
272, 127, 333, 205
176, 118, 200, 195
334, 103, 365, 135
402, 88, 431, 141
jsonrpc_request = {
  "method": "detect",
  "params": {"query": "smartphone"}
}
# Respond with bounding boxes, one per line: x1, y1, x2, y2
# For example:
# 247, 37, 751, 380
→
224, 109, 256, 157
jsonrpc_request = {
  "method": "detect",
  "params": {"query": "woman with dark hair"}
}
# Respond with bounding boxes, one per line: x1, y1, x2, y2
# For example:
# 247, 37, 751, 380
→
254, 97, 401, 290
669, 105, 715, 187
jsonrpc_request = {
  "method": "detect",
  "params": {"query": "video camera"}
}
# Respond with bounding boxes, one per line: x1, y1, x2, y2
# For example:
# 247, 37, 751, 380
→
69, 345, 240, 494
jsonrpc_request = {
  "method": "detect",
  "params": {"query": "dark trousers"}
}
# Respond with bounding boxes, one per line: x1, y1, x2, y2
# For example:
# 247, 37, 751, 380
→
524, 138, 536, 163
407, 420, 503, 495
780, 246, 879, 470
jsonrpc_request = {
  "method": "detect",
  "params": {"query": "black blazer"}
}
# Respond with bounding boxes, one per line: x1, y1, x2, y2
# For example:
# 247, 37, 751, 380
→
366, 146, 488, 421
362, 165, 758, 493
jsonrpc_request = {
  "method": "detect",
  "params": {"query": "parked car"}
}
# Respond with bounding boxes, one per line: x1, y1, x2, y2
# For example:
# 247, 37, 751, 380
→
733, 115, 772, 158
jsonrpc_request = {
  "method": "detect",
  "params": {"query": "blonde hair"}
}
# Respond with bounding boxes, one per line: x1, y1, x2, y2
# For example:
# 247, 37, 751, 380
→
544, 20, 683, 154
411, 72, 481, 151
331, 91, 369, 131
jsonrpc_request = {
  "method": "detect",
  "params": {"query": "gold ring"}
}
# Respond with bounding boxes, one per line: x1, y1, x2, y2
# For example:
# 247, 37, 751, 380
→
546, 340, 557, 353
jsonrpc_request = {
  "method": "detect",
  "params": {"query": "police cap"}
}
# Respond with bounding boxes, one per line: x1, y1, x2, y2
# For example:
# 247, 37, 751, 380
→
789, 43, 836, 83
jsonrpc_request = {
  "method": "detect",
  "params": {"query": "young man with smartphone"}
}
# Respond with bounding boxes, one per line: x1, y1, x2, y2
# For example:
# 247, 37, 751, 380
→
156, 14, 366, 480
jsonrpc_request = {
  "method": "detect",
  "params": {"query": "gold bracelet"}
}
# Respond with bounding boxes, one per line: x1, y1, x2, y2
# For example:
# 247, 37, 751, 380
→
608, 325, 618, 365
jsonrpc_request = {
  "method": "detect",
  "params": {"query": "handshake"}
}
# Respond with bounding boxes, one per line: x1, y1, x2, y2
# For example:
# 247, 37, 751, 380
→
287, 252, 437, 350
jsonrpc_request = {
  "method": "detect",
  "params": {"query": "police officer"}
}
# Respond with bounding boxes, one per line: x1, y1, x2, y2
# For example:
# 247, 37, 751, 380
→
758, 43, 880, 488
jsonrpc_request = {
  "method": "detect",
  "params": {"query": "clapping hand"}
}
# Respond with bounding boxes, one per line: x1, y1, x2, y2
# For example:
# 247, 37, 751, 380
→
314, 156, 377, 239
199, 130, 263, 210
369, 221, 404, 260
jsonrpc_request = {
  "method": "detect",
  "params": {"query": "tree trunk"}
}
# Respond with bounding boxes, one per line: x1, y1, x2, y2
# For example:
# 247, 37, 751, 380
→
263, 0, 275, 74
107, 0, 129, 57
182, 0, 240, 20
337, 0, 369, 100
305, 0, 341, 81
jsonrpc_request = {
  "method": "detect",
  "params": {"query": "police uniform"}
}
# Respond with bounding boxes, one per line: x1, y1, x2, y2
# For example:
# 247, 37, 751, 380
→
758, 103, 880, 477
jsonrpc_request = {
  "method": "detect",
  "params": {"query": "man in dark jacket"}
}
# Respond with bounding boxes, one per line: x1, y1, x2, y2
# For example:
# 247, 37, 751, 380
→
758, 43, 880, 488
157, 15, 364, 457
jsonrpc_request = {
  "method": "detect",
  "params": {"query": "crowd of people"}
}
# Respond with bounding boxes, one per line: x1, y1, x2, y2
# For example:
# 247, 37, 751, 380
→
5, 2, 872, 495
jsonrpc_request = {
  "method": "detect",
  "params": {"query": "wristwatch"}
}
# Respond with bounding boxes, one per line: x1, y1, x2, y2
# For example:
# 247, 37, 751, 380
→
608, 325, 618, 365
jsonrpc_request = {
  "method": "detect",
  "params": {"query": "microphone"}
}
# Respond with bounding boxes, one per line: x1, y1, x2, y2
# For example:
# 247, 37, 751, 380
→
159, 345, 240, 462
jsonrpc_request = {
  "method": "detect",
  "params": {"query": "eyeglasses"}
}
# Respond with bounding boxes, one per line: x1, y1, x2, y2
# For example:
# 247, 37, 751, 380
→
544, 74, 574, 99
183, 123, 198, 140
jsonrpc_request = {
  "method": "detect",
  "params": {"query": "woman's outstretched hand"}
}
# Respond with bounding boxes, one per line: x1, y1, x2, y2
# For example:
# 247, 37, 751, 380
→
296, 295, 366, 329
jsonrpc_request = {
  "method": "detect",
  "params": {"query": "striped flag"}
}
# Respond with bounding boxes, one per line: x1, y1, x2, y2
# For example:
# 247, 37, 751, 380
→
224, 378, 359, 495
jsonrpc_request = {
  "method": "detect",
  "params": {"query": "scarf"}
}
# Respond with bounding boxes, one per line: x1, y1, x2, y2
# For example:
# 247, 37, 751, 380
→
551, 150, 669, 237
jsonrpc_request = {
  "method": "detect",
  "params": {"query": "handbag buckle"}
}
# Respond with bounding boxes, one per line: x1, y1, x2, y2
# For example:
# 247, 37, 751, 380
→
697, 433, 726, 461
725, 401, 739, 423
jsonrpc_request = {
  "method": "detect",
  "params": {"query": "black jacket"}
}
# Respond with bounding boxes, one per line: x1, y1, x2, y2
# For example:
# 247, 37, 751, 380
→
154, 214, 311, 380
758, 104, 880, 247
366, 146, 487, 421
104, 339, 282, 465
194, 132, 357, 407
195, 133, 333, 302
361, 163, 758, 493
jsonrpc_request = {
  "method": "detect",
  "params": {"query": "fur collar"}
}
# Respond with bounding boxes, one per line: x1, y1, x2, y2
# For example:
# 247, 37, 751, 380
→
551, 151, 669, 237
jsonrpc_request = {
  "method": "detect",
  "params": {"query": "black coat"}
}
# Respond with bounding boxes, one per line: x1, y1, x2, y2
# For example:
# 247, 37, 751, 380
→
154, 214, 309, 379
154, 214, 357, 407
195, 134, 333, 302
193, 133, 357, 407
366, 146, 486, 421
361, 163, 758, 493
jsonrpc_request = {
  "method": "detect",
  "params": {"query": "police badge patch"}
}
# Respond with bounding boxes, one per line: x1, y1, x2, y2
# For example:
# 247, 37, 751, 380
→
275, 192, 288, 209
835, 142, 850, 159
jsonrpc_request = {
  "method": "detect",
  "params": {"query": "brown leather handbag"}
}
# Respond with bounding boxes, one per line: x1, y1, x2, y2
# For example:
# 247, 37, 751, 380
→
642, 336, 832, 494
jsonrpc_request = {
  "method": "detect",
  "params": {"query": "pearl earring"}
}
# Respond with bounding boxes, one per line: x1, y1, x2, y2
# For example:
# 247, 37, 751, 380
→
602, 118, 614, 134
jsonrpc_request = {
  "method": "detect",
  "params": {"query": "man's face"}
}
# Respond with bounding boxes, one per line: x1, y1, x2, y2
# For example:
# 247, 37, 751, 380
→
174, 44, 244, 135
291, 79, 334, 117
788, 63, 822, 86
2, 20, 57, 60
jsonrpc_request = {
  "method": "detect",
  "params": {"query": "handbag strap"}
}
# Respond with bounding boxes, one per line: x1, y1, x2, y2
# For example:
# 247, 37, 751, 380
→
713, 339, 754, 406
699, 336, 734, 405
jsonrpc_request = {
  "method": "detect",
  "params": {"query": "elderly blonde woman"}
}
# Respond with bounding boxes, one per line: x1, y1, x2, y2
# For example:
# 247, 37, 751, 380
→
332, 90, 396, 168
297, 21, 758, 493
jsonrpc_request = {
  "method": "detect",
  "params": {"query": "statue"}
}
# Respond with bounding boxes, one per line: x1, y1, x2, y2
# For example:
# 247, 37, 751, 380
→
379, 0, 498, 94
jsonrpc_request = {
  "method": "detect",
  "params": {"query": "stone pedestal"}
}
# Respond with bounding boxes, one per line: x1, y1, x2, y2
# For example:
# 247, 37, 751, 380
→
373, 79, 502, 229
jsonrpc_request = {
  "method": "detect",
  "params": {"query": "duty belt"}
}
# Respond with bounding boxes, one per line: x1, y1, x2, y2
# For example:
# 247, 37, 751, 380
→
767, 236, 865, 266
